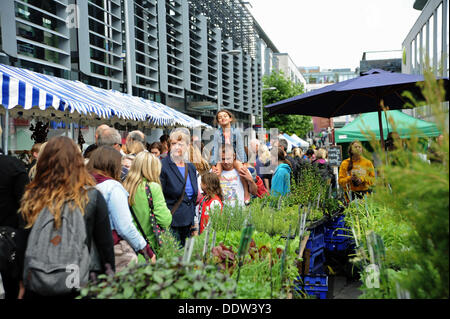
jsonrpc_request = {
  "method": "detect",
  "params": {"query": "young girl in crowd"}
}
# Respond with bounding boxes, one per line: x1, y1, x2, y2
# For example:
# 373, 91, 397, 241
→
210, 109, 250, 204
123, 151, 172, 258
196, 172, 223, 234
87, 146, 154, 272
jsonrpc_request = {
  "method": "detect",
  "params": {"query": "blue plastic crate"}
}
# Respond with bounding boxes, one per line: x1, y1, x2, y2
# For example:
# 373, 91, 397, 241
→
300, 274, 328, 286
302, 285, 328, 299
325, 241, 348, 251
306, 232, 325, 252
308, 248, 325, 274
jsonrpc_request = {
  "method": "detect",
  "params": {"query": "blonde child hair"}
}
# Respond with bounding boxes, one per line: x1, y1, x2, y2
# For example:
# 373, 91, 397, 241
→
28, 141, 48, 180
123, 151, 162, 206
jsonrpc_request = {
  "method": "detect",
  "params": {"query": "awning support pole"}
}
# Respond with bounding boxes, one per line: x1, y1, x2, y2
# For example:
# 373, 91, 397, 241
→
4, 109, 9, 155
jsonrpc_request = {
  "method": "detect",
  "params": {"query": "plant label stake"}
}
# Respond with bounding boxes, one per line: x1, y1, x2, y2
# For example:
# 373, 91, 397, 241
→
316, 190, 321, 210
202, 222, 211, 262
280, 225, 292, 286
210, 230, 217, 254
183, 237, 195, 264
235, 223, 255, 285
224, 213, 232, 243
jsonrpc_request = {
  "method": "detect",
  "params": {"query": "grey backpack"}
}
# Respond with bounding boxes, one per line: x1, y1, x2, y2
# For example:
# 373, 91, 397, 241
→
23, 204, 90, 296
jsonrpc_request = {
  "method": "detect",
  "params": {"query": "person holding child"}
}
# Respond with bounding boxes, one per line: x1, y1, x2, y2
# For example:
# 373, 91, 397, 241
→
210, 109, 251, 205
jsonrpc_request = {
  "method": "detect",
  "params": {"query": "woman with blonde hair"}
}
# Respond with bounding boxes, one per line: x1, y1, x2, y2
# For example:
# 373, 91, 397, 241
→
125, 140, 145, 156
18, 136, 115, 298
123, 151, 172, 257
258, 143, 272, 191
312, 148, 334, 186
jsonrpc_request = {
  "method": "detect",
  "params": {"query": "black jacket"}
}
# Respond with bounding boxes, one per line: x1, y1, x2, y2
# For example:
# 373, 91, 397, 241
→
160, 155, 198, 227
0, 155, 29, 228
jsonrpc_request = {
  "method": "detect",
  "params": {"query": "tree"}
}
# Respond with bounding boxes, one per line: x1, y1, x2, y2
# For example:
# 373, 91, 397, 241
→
262, 70, 313, 138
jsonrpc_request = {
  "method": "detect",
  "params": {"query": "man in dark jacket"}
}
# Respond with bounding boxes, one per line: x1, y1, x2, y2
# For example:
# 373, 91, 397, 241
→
0, 126, 29, 299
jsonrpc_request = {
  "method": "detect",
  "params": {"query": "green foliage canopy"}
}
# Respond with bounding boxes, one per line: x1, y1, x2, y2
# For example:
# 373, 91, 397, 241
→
262, 70, 313, 138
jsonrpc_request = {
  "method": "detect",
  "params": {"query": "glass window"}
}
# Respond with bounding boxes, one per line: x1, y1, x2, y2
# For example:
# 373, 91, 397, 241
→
436, 3, 442, 74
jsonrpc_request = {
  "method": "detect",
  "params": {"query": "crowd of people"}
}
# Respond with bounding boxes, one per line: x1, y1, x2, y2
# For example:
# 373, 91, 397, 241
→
0, 108, 376, 299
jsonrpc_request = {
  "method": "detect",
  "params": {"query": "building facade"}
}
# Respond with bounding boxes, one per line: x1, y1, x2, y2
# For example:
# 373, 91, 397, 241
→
0, 0, 280, 129
402, 0, 448, 122
359, 50, 402, 75
272, 53, 306, 87
298, 66, 359, 131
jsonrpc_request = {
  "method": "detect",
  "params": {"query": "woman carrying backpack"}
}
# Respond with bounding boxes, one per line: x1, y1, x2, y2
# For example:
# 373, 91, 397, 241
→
18, 136, 115, 299
123, 151, 172, 258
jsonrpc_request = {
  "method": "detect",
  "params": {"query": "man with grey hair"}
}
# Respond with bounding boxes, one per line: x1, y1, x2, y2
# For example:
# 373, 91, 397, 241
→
83, 124, 109, 158
124, 130, 145, 155
126, 130, 145, 144
97, 127, 122, 152
97, 127, 130, 180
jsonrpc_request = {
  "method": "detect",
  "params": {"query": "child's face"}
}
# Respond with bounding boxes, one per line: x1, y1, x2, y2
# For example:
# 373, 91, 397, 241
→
151, 148, 160, 157
122, 158, 132, 170
217, 112, 232, 127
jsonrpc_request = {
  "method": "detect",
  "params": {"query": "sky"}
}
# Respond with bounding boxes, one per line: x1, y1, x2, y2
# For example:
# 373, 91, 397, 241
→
248, 0, 422, 70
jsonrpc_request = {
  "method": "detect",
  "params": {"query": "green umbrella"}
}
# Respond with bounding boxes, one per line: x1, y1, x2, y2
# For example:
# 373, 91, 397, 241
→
335, 110, 441, 143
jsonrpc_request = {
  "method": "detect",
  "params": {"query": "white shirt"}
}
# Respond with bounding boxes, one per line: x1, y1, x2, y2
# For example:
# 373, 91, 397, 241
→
219, 169, 244, 207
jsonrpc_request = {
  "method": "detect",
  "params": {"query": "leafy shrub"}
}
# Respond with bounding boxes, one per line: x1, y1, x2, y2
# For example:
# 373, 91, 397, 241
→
79, 256, 236, 299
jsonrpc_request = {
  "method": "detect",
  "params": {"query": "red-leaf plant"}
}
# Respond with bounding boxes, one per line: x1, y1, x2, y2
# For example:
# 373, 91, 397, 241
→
211, 239, 284, 273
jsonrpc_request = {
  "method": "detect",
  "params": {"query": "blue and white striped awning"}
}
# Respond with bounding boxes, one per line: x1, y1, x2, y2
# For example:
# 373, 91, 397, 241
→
0, 63, 209, 128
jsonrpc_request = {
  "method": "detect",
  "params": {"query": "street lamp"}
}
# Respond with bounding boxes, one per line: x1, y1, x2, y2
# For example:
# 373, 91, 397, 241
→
217, 49, 241, 112
261, 86, 276, 130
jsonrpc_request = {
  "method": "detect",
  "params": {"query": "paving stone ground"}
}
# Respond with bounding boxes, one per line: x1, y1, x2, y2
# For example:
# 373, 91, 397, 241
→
328, 276, 363, 299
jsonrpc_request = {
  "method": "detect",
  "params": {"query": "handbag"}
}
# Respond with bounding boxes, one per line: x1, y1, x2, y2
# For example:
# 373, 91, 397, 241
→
111, 230, 138, 272
0, 226, 17, 274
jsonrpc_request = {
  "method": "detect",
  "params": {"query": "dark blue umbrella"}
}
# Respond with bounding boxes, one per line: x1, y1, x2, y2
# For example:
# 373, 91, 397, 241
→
265, 69, 449, 148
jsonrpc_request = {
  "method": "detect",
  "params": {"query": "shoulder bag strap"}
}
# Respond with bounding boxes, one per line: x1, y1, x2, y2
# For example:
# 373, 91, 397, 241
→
129, 204, 150, 246
144, 183, 165, 247
170, 164, 189, 215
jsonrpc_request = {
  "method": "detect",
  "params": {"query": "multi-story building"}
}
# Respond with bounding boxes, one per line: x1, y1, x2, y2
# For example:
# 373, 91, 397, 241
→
272, 53, 306, 87
299, 66, 358, 92
0, 0, 280, 129
359, 50, 402, 75
298, 66, 359, 132
401, 0, 448, 123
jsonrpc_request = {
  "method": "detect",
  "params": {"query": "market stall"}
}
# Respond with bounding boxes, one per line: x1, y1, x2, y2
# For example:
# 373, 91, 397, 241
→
334, 109, 441, 143
0, 63, 209, 154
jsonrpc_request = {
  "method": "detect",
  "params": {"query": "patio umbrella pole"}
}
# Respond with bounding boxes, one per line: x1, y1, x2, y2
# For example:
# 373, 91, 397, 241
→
377, 97, 385, 151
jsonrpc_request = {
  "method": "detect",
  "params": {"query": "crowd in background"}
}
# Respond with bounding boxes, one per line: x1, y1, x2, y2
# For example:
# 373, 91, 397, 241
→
0, 108, 382, 299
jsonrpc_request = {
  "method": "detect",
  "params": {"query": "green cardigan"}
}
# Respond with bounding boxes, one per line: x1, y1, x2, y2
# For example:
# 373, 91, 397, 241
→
131, 180, 172, 258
